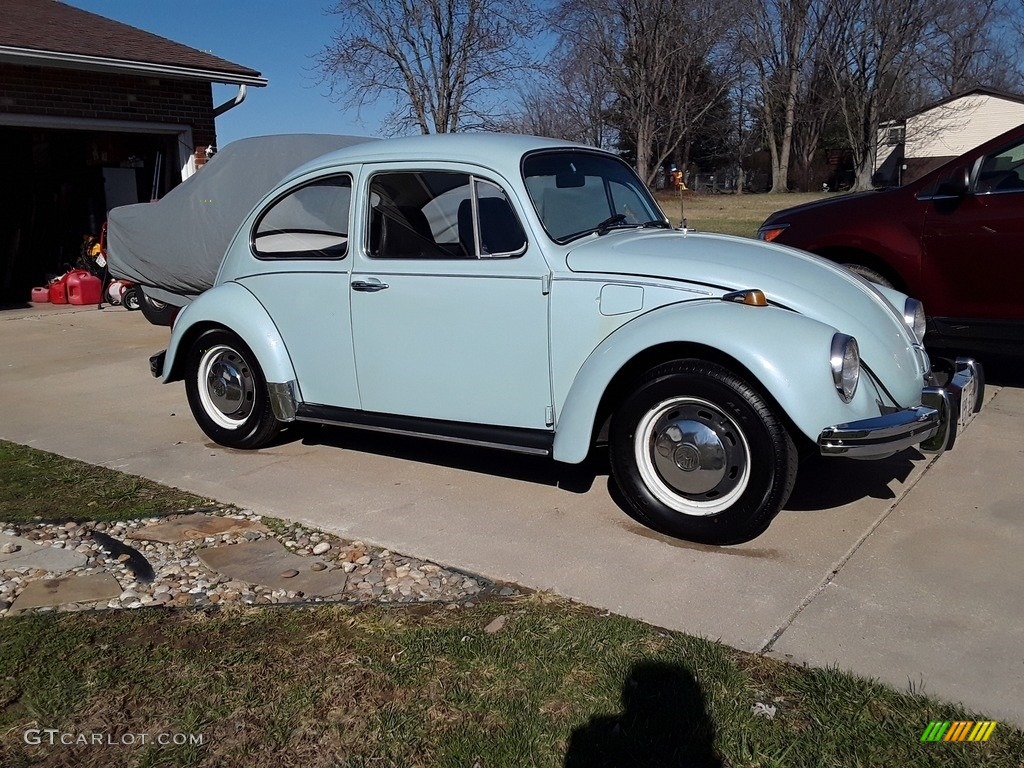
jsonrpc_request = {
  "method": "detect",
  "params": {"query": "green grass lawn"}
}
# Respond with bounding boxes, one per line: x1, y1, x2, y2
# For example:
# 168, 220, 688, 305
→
2, 442, 1022, 767
653, 191, 832, 238
0, 440, 212, 524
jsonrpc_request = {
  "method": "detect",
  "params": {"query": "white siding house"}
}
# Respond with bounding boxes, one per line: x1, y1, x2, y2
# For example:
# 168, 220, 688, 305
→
874, 88, 1024, 186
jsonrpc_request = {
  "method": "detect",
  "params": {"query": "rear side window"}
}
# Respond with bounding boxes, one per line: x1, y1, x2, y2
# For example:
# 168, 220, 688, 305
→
253, 175, 352, 259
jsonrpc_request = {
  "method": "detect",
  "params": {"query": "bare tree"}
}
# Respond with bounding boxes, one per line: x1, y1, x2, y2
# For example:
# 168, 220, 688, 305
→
504, 46, 616, 147
318, 0, 542, 134
825, 0, 941, 191
922, 0, 1024, 96
791, 59, 839, 191
740, 0, 822, 192
556, 0, 740, 184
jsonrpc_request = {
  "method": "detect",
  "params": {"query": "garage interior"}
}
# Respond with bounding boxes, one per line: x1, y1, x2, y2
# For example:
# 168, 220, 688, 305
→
0, 125, 180, 306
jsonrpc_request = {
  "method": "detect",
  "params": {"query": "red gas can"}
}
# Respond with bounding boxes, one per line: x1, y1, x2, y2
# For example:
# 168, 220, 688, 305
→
31, 286, 50, 303
49, 274, 68, 304
66, 270, 102, 305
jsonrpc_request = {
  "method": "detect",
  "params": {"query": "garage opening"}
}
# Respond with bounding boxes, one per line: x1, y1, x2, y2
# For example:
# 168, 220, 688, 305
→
0, 125, 181, 306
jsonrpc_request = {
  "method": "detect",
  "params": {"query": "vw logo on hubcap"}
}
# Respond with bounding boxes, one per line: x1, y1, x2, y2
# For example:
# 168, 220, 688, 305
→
674, 444, 701, 472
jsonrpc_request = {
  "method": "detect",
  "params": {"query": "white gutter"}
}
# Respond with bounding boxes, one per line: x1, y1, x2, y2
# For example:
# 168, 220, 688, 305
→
0, 46, 267, 86
213, 84, 247, 117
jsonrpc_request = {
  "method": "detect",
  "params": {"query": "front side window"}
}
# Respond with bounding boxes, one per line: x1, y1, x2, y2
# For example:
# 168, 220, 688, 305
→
253, 175, 352, 259
523, 151, 668, 243
975, 138, 1024, 194
368, 171, 526, 259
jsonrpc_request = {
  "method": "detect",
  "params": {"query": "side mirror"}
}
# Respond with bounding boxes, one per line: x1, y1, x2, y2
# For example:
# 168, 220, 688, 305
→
935, 167, 969, 198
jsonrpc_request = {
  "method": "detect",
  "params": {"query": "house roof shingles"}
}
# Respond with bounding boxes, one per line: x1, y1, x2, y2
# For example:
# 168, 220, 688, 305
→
0, 0, 263, 82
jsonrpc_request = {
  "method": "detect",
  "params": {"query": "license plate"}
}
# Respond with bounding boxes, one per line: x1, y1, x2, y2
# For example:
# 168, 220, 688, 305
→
957, 374, 978, 433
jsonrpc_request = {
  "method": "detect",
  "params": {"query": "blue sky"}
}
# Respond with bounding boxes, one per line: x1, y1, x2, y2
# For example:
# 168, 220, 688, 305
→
65, 1, 389, 146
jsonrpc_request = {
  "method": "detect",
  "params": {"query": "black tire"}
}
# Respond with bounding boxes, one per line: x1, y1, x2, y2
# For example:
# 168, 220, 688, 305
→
609, 360, 797, 545
842, 263, 893, 288
122, 286, 141, 311
184, 329, 281, 449
137, 286, 179, 326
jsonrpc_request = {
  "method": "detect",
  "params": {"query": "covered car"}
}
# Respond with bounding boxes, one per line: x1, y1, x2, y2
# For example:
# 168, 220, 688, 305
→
107, 133, 375, 323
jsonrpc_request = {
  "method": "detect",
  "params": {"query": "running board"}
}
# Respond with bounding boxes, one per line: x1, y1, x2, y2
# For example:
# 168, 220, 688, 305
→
295, 404, 553, 457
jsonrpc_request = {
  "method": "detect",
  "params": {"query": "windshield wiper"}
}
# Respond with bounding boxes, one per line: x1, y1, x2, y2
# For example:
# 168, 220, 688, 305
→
596, 214, 628, 235
641, 219, 671, 229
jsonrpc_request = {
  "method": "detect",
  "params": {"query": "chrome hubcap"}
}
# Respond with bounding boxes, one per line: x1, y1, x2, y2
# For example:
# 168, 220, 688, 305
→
635, 397, 751, 516
198, 345, 255, 429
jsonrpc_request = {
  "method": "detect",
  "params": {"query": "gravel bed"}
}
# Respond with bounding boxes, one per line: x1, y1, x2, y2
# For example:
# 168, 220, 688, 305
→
0, 507, 515, 617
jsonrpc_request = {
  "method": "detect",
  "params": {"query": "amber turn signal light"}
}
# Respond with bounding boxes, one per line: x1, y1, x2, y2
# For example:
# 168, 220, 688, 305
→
721, 289, 769, 307
758, 227, 787, 242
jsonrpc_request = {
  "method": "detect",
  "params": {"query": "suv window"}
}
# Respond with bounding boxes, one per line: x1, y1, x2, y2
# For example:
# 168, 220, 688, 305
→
976, 138, 1024, 195
253, 175, 351, 259
368, 171, 526, 259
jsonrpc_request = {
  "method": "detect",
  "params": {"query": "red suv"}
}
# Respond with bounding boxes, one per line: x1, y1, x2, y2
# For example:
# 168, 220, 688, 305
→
759, 123, 1024, 356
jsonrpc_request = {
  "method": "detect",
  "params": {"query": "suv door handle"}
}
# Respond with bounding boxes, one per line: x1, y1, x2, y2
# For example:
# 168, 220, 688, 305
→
351, 279, 389, 292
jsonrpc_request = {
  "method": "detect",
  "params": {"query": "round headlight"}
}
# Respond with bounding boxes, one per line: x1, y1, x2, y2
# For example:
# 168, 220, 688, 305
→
903, 298, 926, 343
830, 333, 860, 403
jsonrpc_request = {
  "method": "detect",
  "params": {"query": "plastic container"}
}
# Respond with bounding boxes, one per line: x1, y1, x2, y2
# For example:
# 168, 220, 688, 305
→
31, 286, 50, 303
66, 270, 102, 305
106, 280, 127, 305
49, 275, 68, 304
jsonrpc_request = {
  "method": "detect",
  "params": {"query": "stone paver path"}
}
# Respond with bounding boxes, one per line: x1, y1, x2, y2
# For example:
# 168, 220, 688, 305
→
198, 538, 348, 596
8, 573, 122, 615
1, 534, 87, 571
0, 509, 504, 617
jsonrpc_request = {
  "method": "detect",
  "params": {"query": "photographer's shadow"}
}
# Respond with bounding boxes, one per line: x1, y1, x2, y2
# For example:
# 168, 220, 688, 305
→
564, 661, 722, 768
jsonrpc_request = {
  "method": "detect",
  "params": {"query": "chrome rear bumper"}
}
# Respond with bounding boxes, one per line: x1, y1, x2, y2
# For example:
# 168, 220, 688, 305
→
818, 357, 984, 459
150, 350, 166, 378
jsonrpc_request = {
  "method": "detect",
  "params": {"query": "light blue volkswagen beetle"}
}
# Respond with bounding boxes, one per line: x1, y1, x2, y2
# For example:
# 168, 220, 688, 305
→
150, 134, 983, 544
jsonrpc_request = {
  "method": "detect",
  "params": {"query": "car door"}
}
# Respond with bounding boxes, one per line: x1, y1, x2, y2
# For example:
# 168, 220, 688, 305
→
234, 171, 360, 408
349, 167, 553, 430
922, 136, 1024, 322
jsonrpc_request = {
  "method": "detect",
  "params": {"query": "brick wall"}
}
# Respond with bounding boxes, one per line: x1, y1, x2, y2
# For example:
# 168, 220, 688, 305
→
0, 62, 216, 154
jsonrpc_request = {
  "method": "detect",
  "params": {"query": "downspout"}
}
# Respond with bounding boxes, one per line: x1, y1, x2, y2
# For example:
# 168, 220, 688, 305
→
213, 84, 247, 117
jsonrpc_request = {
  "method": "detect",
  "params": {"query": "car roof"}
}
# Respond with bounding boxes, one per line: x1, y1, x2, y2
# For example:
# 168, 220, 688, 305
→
289, 132, 599, 180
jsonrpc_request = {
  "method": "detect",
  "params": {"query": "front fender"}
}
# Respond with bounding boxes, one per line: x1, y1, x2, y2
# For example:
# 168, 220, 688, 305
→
553, 300, 889, 463
162, 282, 298, 395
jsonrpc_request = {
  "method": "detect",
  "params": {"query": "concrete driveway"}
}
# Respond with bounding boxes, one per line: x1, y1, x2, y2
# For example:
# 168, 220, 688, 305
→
2, 304, 1022, 726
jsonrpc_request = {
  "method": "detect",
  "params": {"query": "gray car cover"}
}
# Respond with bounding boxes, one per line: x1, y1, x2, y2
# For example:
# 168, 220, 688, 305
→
107, 134, 375, 303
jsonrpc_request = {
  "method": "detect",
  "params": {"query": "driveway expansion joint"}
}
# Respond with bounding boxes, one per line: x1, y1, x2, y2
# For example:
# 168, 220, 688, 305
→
757, 451, 941, 655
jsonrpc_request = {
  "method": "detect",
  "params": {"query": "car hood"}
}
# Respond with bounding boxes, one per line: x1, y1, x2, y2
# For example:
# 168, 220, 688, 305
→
760, 190, 891, 226
565, 230, 925, 402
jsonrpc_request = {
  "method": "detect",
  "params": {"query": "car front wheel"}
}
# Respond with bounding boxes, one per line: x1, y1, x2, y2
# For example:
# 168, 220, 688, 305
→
185, 329, 280, 449
842, 263, 893, 288
610, 360, 797, 544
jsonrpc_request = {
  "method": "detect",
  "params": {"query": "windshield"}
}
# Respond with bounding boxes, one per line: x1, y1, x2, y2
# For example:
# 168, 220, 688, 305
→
523, 150, 668, 243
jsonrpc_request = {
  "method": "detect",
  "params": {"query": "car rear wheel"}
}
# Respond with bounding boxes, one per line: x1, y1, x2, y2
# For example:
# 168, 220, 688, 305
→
138, 286, 179, 326
185, 329, 280, 449
609, 360, 797, 544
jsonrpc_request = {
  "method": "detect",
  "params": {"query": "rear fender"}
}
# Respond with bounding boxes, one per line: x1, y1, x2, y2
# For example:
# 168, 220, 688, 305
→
162, 282, 299, 396
553, 300, 885, 463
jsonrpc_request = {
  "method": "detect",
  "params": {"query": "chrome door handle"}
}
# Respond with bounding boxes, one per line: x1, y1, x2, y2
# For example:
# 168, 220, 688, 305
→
351, 280, 389, 292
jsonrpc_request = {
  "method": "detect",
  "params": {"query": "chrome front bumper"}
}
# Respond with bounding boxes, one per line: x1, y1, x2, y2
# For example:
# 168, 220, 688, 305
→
818, 357, 984, 459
